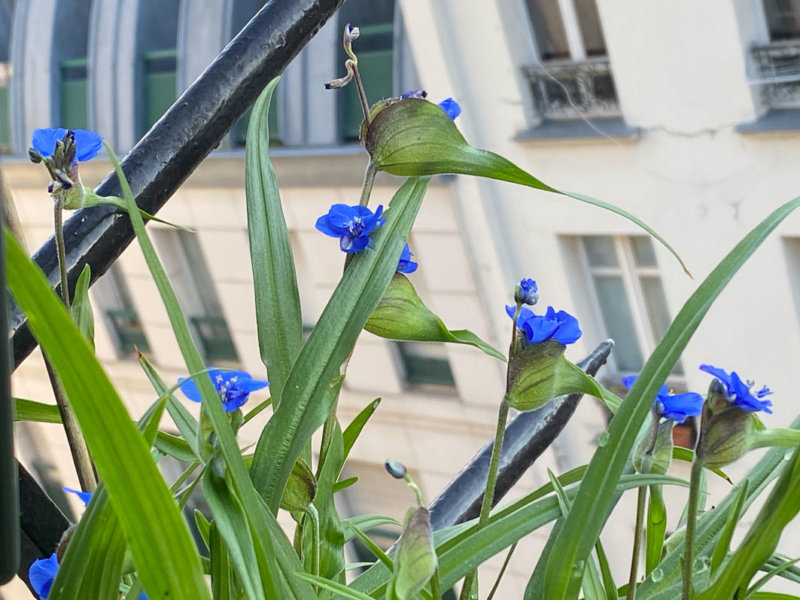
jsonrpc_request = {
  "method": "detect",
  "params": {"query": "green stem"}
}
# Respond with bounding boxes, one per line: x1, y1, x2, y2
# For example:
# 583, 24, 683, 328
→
307, 504, 320, 579
49, 198, 97, 492
351, 62, 371, 127
359, 161, 376, 207
683, 458, 705, 600
627, 486, 647, 600
487, 542, 517, 600
430, 568, 442, 600
460, 399, 511, 600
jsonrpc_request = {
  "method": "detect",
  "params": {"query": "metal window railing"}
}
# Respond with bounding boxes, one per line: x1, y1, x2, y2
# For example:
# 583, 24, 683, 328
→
750, 40, 800, 108
522, 57, 621, 120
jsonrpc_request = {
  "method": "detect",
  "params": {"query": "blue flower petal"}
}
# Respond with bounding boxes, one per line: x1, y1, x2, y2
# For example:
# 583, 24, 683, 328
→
179, 369, 268, 412
178, 376, 202, 403
397, 244, 418, 274
659, 392, 703, 424
31, 128, 68, 158
29, 553, 59, 600
437, 97, 462, 120
72, 129, 103, 161
316, 203, 385, 254
63, 486, 92, 507
700, 364, 773, 414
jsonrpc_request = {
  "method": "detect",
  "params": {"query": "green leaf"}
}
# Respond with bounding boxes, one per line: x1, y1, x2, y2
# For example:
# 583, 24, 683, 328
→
365, 273, 505, 361
280, 458, 316, 513
209, 521, 235, 600
246, 77, 303, 404
70, 264, 94, 349
6, 230, 210, 599
645, 485, 667, 575
364, 98, 688, 274
106, 143, 314, 599
295, 572, 377, 600
250, 177, 430, 511
13, 398, 60, 423
203, 469, 269, 600
343, 515, 401, 543
536, 195, 800, 599
697, 445, 800, 598
343, 398, 381, 460
709, 480, 748, 575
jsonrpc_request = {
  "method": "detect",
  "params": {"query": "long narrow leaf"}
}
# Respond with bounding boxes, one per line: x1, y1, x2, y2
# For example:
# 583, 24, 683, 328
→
246, 77, 303, 403
250, 177, 430, 510
107, 144, 314, 599
6, 233, 209, 599
537, 196, 800, 599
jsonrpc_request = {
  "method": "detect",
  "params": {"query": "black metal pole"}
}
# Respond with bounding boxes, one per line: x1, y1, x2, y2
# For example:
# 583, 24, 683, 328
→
9, 0, 346, 369
0, 167, 19, 585
427, 340, 614, 530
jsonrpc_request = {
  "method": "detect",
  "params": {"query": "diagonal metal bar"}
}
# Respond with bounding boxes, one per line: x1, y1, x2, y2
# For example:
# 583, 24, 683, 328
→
9, 0, 345, 369
427, 340, 613, 530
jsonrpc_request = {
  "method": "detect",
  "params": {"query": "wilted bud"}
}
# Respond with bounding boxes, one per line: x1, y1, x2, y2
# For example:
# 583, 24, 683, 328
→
324, 59, 355, 90
28, 147, 43, 163
393, 506, 437, 600
385, 459, 407, 479
343, 23, 360, 61
279, 458, 317, 512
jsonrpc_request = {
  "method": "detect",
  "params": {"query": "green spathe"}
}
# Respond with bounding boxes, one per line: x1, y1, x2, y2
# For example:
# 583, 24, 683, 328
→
279, 458, 316, 513
393, 506, 437, 600
365, 273, 505, 361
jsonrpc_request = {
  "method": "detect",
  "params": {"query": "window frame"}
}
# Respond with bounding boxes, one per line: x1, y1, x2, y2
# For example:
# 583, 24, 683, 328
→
577, 235, 680, 378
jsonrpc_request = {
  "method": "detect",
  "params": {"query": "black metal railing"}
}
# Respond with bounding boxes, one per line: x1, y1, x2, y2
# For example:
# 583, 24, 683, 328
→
522, 57, 621, 120
751, 40, 800, 108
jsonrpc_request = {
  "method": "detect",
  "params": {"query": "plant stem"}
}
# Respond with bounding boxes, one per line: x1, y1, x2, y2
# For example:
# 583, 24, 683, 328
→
459, 398, 511, 600
682, 458, 705, 600
627, 486, 648, 600
359, 161, 376, 207
352, 63, 371, 127
307, 504, 320, 580
487, 542, 517, 600
430, 568, 443, 600
49, 197, 97, 492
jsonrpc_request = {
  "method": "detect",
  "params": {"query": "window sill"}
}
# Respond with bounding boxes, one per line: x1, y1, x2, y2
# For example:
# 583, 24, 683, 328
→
736, 109, 800, 133
515, 117, 639, 142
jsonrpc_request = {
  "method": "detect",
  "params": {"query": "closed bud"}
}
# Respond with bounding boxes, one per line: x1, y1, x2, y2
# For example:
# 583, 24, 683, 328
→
279, 458, 316, 512
385, 459, 407, 479
697, 405, 757, 469
393, 506, 437, 600
633, 412, 674, 475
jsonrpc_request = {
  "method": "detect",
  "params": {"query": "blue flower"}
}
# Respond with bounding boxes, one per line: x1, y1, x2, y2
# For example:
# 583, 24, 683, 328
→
63, 487, 92, 507
506, 305, 581, 346
699, 364, 773, 413
29, 553, 59, 599
515, 278, 538, 305
31, 128, 103, 163
621, 376, 703, 424
437, 97, 461, 120
179, 369, 269, 412
397, 244, 418, 274
315, 204, 386, 253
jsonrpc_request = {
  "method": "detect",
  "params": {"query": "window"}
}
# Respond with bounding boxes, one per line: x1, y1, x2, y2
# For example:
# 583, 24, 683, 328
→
136, 0, 179, 136
54, 0, 91, 129
522, 0, 621, 120
60, 58, 89, 129
93, 263, 151, 356
142, 49, 177, 133
0, 61, 9, 153
153, 229, 238, 363
751, 1, 800, 109
396, 341, 456, 389
579, 235, 681, 377
337, 0, 396, 140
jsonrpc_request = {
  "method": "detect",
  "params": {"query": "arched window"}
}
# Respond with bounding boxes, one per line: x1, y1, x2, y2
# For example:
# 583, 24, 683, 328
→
136, 0, 179, 137
53, 0, 92, 129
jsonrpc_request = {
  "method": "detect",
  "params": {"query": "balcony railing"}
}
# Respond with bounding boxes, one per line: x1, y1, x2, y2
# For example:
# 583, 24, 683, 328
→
750, 40, 800, 109
522, 57, 621, 121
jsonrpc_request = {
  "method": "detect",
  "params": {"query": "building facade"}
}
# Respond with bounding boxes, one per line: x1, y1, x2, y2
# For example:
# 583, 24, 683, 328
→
3, 0, 800, 597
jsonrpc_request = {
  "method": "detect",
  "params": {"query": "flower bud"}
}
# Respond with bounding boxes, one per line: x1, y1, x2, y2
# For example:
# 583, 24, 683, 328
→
385, 459, 407, 479
279, 458, 317, 512
696, 405, 757, 469
633, 413, 674, 475
393, 506, 437, 600
514, 278, 539, 306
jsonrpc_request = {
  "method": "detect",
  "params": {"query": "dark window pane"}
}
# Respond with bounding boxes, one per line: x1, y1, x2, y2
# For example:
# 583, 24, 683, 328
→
526, 0, 570, 60
60, 58, 88, 129
639, 276, 683, 375
593, 275, 644, 371
764, 0, 800, 40
0, 79, 9, 152
631, 236, 657, 267
583, 235, 618, 267
574, 0, 607, 56
397, 342, 455, 387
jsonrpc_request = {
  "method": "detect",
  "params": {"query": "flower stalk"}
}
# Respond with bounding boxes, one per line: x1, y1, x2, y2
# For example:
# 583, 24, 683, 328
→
682, 457, 705, 600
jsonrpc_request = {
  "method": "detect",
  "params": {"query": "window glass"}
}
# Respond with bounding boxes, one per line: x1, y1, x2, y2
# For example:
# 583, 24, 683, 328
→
526, 0, 570, 60
763, 0, 800, 40
630, 236, 657, 267
592, 274, 644, 371
582, 235, 618, 267
574, 0, 607, 56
